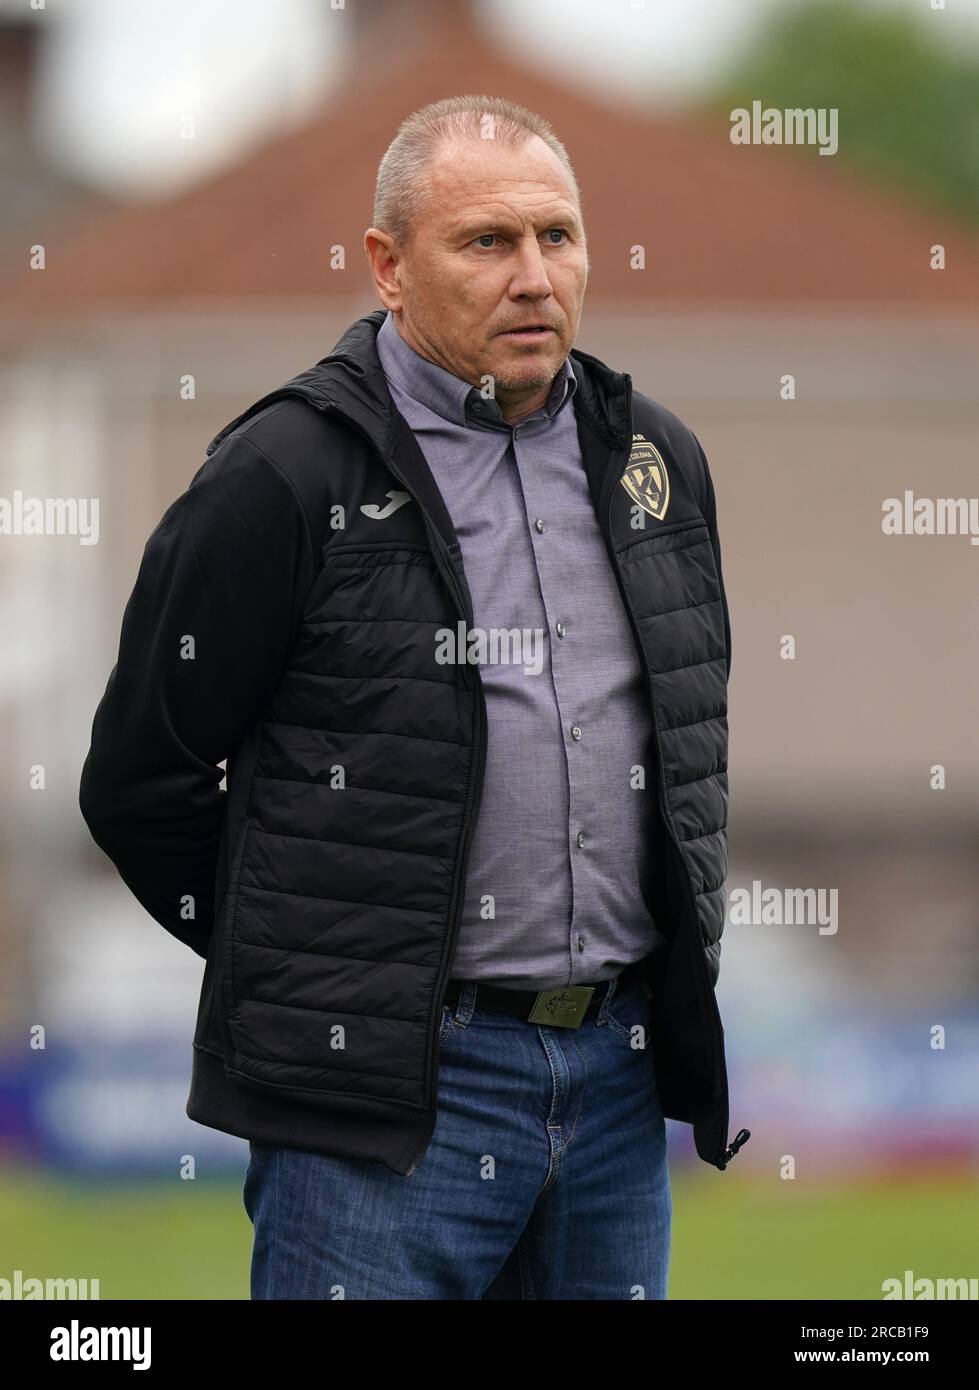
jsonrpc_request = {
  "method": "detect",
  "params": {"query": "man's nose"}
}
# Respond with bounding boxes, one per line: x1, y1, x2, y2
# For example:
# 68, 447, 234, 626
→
508, 236, 553, 299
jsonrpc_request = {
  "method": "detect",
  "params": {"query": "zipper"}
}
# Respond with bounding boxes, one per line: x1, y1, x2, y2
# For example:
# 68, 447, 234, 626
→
318, 399, 487, 1175
603, 382, 748, 1169
719, 1128, 751, 1168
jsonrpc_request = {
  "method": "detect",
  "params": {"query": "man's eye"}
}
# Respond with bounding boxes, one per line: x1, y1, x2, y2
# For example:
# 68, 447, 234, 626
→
474, 234, 498, 248
544, 229, 567, 244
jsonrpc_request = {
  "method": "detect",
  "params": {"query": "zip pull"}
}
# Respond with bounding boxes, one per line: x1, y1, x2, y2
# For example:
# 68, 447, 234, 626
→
717, 1127, 751, 1170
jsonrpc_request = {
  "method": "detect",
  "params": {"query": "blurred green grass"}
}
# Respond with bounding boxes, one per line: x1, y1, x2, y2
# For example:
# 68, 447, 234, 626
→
670, 1170, 979, 1300
1, 1165, 976, 1299
0, 1165, 251, 1299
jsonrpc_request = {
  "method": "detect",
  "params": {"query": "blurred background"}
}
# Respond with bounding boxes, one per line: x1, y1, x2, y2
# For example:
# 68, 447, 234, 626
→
0, 0, 977, 1299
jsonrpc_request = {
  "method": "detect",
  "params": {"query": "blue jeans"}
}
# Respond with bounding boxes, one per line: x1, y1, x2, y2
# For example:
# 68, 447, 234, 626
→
242, 969, 671, 1299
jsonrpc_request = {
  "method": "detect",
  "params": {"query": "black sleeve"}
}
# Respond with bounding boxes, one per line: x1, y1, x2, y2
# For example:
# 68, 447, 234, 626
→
691, 430, 731, 683
78, 432, 314, 957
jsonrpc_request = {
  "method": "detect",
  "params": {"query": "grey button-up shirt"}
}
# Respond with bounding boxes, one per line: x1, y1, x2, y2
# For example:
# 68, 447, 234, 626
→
375, 310, 665, 990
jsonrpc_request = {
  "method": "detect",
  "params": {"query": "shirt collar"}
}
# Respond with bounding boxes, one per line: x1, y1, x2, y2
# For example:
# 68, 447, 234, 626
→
375, 309, 577, 430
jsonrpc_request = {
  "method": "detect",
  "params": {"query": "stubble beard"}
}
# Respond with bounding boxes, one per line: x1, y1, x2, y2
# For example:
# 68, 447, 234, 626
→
491, 360, 559, 399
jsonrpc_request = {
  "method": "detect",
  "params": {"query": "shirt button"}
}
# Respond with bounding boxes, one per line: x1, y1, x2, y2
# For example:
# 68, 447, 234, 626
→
570, 724, 582, 740
534, 518, 545, 533
556, 621, 566, 638
576, 830, 585, 848
577, 936, 585, 952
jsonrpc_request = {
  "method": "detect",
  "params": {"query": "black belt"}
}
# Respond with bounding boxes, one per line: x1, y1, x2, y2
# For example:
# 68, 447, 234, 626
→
443, 958, 647, 1030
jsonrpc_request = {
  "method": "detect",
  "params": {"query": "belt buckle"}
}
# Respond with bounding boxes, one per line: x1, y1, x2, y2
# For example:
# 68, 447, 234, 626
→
527, 985, 595, 1028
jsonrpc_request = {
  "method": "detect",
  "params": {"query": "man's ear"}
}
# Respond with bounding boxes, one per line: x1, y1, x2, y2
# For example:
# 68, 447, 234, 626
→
364, 228, 403, 313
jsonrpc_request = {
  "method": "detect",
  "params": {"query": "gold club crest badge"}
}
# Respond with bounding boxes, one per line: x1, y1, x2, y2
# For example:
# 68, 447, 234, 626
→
620, 435, 670, 521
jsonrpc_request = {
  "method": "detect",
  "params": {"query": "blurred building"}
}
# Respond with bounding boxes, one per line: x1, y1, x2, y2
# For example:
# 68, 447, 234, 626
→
0, 10, 121, 247
0, 0, 976, 1171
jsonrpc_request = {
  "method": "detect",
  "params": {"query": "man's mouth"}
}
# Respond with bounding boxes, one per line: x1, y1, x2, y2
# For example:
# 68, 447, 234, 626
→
498, 326, 554, 340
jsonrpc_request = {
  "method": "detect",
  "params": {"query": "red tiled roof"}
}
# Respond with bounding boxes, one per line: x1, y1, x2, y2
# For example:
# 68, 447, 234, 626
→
7, 0, 979, 313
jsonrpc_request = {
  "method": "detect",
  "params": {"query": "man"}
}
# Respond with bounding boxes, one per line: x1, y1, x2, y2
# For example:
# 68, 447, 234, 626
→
79, 94, 747, 1301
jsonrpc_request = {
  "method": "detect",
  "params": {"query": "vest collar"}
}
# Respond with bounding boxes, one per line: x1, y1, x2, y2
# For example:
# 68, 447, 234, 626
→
207, 308, 631, 459
204, 309, 633, 554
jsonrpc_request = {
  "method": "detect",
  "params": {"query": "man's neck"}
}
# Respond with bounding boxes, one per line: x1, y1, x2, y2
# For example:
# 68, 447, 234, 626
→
499, 388, 551, 425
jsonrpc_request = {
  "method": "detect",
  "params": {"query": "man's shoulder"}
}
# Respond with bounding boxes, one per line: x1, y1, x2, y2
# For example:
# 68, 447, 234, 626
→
629, 385, 710, 503
199, 385, 376, 524
206, 391, 333, 468
630, 388, 701, 467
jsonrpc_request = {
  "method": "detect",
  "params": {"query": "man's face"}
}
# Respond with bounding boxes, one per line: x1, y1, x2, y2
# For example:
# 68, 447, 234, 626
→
367, 133, 588, 415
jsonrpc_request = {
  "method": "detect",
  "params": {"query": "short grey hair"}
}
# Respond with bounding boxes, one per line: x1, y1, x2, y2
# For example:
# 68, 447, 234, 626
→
372, 94, 582, 246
